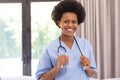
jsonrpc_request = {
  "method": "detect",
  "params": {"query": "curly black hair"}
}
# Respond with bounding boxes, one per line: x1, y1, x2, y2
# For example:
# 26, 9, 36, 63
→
51, 0, 86, 28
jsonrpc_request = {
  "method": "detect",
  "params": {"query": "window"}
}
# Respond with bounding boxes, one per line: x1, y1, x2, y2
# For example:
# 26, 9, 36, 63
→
0, 3, 22, 76
0, 0, 60, 77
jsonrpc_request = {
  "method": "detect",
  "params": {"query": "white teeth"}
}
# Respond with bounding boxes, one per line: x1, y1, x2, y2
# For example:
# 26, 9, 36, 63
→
67, 29, 73, 31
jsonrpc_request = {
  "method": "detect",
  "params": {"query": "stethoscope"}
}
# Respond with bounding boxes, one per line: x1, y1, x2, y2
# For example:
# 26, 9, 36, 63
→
57, 36, 83, 56
57, 36, 91, 70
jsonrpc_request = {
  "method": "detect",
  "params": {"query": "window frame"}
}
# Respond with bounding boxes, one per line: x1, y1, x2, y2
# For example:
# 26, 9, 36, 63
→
0, 0, 60, 76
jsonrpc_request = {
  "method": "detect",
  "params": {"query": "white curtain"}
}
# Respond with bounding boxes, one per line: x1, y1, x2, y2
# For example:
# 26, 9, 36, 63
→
76, 0, 120, 79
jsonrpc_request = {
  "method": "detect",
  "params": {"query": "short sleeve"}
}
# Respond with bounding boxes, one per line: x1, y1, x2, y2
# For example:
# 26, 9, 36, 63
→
35, 48, 53, 80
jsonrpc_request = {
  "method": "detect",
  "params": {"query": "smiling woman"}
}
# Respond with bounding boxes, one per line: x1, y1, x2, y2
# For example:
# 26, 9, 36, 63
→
35, 0, 97, 80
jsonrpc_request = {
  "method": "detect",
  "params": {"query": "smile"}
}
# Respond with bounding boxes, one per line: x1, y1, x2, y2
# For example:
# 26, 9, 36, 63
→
66, 28, 74, 32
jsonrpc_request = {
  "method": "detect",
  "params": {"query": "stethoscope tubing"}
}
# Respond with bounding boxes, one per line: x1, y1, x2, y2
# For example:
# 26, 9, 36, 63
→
73, 36, 83, 55
57, 36, 89, 71
58, 36, 83, 55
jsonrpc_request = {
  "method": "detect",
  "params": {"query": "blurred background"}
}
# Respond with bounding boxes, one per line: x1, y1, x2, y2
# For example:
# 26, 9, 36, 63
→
0, 0, 120, 80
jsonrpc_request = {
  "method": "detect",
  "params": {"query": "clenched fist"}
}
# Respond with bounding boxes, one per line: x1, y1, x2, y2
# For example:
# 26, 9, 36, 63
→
80, 55, 90, 67
57, 55, 69, 69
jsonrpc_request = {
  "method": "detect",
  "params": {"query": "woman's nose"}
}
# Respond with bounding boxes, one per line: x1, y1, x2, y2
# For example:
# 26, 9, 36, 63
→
68, 22, 73, 27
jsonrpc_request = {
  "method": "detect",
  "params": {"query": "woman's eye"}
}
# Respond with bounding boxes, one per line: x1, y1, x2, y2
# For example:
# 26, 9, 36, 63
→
64, 21, 69, 23
63, 20, 77, 24
72, 21, 77, 24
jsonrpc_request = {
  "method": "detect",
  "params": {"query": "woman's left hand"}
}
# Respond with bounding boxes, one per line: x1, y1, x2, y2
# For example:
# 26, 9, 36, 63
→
80, 55, 91, 67
80, 55, 95, 77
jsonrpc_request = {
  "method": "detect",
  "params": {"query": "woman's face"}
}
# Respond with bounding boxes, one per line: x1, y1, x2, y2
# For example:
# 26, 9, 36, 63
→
58, 12, 78, 37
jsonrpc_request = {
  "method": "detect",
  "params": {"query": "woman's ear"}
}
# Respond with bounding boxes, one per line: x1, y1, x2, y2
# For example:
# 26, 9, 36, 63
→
57, 21, 60, 28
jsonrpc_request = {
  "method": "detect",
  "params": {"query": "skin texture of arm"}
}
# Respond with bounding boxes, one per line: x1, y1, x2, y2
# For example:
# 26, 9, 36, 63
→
39, 66, 60, 80
85, 66, 95, 77
80, 55, 95, 77
39, 55, 69, 80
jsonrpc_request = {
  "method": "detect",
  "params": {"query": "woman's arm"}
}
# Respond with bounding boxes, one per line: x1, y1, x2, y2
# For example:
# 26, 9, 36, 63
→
84, 67, 95, 77
39, 55, 69, 80
39, 65, 60, 80
80, 55, 95, 77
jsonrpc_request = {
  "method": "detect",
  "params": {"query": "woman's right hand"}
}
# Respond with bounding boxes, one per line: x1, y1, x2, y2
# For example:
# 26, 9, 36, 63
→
39, 55, 69, 80
57, 55, 69, 69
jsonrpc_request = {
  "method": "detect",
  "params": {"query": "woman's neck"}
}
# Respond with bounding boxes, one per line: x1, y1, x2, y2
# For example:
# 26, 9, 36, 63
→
60, 35, 74, 49
60, 35, 74, 41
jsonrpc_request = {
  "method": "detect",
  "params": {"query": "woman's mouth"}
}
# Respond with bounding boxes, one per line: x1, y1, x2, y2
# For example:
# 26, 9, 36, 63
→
66, 28, 74, 32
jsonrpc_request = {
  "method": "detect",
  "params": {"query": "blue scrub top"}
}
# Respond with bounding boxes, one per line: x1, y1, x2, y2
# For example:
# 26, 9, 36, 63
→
36, 36, 97, 80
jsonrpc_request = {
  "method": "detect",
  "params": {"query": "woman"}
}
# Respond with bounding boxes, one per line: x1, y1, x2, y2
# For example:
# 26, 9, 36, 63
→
36, 0, 97, 80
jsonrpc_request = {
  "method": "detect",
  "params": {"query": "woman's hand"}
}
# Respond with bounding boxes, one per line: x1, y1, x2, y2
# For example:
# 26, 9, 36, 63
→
57, 55, 69, 69
80, 55, 90, 67
39, 55, 69, 80
80, 55, 95, 77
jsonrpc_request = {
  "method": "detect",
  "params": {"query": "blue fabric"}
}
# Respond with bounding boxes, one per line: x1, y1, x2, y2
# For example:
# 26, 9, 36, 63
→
36, 36, 97, 80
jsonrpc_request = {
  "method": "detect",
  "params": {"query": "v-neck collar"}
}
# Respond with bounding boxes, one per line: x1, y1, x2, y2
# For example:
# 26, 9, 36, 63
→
60, 39, 75, 51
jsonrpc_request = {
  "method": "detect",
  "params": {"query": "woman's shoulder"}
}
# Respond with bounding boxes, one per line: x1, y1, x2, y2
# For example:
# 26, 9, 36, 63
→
45, 37, 59, 49
75, 36, 88, 42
